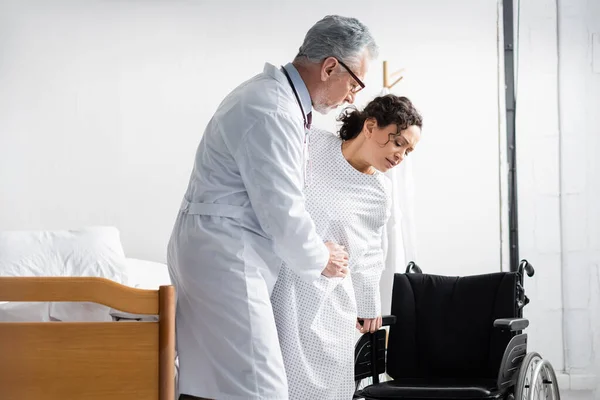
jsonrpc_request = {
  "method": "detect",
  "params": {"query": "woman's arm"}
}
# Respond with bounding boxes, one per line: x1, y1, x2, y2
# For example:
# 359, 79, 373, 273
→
352, 225, 386, 322
354, 180, 393, 333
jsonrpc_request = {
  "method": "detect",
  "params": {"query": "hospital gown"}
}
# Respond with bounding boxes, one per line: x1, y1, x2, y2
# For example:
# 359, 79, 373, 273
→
271, 129, 392, 400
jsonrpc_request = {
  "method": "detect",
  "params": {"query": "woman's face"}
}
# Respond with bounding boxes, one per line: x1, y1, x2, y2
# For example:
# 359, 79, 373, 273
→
364, 119, 421, 172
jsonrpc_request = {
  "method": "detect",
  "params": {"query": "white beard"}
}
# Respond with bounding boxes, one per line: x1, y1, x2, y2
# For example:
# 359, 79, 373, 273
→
313, 103, 334, 115
313, 99, 343, 115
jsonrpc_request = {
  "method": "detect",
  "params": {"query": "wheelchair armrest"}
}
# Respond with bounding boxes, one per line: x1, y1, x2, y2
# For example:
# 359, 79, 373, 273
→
358, 315, 396, 327
494, 318, 529, 331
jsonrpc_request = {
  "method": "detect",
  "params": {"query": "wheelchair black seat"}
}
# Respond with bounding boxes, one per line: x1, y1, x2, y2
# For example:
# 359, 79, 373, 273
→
360, 377, 501, 399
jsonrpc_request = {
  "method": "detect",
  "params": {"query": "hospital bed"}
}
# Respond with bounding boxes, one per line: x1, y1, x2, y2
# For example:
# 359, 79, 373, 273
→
354, 260, 560, 400
0, 227, 177, 399
0, 276, 175, 400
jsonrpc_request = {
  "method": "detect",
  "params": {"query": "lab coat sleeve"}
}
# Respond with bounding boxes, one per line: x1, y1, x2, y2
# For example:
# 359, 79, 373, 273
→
352, 226, 385, 319
236, 112, 329, 283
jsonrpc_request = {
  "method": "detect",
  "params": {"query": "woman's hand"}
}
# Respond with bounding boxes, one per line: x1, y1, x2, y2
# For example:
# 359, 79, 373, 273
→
356, 316, 382, 333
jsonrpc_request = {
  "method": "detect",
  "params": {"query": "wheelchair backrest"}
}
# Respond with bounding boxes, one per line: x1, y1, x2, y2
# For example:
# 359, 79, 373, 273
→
386, 271, 518, 380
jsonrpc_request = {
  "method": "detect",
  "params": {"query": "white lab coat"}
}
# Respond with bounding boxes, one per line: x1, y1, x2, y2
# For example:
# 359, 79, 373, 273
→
167, 63, 329, 400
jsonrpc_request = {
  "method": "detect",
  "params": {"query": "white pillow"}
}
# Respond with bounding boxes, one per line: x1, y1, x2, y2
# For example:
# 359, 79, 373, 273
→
0, 226, 128, 282
0, 226, 129, 321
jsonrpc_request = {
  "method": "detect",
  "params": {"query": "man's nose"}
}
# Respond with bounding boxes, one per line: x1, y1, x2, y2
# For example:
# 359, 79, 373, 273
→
345, 92, 355, 104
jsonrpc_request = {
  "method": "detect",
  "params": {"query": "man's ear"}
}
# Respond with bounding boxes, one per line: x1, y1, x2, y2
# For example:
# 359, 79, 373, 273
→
321, 57, 338, 82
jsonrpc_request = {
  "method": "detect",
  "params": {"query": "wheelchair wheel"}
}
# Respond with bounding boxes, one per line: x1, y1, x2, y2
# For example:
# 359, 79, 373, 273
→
515, 352, 560, 400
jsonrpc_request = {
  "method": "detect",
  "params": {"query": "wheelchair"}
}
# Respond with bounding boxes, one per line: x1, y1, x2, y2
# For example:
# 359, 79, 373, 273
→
354, 260, 560, 400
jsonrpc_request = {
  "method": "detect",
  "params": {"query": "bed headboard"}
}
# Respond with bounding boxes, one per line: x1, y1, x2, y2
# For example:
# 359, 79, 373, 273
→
0, 277, 175, 400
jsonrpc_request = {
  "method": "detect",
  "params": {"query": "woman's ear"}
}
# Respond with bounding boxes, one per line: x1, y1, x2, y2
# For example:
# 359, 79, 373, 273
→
363, 118, 377, 138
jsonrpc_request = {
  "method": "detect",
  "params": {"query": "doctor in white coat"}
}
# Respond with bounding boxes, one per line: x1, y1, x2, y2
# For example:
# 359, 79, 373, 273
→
168, 15, 379, 400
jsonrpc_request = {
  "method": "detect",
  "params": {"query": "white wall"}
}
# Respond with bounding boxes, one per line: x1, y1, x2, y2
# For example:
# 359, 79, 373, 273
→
558, 0, 600, 395
514, 0, 566, 383
517, 0, 600, 395
0, 0, 503, 277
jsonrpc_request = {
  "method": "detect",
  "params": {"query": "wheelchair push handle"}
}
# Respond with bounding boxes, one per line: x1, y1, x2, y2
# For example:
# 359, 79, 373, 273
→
518, 259, 535, 277
405, 261, 422, 274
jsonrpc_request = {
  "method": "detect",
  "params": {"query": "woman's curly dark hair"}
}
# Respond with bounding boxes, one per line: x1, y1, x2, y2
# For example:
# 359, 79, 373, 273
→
337, 94, 423, 141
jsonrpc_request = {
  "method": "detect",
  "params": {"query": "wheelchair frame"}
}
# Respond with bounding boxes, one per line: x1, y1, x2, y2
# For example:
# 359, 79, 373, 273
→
354, 260, 561, 400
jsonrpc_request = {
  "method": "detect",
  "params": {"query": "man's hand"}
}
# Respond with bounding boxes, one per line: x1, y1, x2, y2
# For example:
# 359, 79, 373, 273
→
356, 316, 382, 333
321, 241, 349, 278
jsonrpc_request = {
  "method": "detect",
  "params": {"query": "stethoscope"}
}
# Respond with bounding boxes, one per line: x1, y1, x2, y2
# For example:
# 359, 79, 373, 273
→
281, 66, 308, 130
281, 65, 312, 187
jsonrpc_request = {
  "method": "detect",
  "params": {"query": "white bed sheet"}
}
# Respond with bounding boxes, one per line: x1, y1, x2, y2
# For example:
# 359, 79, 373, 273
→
109, 257, 172, 321
0, 301, 51, 322
0, 257, 171, 322
122, 257, 172, 290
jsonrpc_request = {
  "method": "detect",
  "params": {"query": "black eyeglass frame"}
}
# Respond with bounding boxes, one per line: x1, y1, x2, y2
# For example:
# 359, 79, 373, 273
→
336, 59, 366, 93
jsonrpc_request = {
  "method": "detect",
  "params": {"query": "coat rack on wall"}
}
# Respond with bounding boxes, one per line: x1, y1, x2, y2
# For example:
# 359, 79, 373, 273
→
382, 60, 405, 90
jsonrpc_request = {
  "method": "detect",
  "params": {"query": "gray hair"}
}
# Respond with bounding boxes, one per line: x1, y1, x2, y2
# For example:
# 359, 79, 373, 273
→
294, 15, 379, 70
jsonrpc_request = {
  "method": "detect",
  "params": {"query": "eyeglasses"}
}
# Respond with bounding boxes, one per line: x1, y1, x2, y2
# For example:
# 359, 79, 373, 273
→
336, 59, 366, 94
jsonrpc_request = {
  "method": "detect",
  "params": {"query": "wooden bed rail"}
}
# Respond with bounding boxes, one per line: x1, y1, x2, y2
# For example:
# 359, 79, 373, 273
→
0, 276, 161, 314
0, 276, 176, 400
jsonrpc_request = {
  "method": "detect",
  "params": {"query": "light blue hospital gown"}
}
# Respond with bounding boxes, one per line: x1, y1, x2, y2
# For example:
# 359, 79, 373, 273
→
271, 129, 392, 400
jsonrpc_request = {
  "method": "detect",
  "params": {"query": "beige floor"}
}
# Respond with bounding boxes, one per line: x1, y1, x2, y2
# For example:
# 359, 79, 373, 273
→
561, 390, 596, 400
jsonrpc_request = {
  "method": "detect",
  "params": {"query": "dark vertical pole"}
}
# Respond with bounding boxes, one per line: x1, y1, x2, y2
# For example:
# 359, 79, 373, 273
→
503, 0, 520, 271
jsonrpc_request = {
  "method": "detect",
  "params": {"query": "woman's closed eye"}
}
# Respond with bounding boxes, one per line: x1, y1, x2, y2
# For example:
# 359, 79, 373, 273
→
394, 137, 408, 147
393, 137, 413, 157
